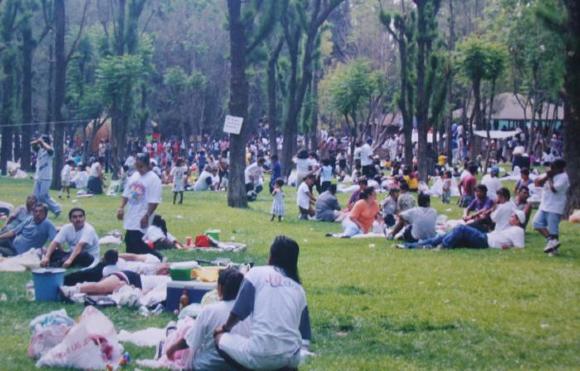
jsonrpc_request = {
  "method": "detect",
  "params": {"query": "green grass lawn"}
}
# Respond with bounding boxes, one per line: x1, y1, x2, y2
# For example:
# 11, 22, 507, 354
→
0, 176, 579, 370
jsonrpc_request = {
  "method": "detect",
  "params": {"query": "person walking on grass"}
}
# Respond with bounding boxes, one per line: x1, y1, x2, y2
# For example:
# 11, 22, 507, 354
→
533, 159, 569, 255
171, 158, 188, 204
271, 178, 285, 222
117, 153, 162, 255
31, 135, 61, 217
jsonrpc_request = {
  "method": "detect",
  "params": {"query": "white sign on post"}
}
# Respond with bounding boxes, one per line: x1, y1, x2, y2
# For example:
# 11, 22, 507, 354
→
223, 115, 244, 135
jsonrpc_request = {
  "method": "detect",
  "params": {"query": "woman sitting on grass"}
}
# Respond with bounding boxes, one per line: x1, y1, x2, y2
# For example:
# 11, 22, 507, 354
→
214, 236, 311, 371
329, 187, 380, 238
165, 268, 251, 370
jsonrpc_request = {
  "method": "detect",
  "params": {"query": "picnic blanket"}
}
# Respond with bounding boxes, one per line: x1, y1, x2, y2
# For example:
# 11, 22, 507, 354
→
0, 249, 41, 272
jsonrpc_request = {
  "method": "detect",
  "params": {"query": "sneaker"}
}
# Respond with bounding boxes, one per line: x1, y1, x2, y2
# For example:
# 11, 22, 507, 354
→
59, 284, 80, 298
395, 243, 407, 249
544, 239, 561, 254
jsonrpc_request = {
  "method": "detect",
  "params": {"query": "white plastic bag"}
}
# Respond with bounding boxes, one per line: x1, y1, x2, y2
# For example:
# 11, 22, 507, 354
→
36, 306, 123, 369
28, 309, 74, 359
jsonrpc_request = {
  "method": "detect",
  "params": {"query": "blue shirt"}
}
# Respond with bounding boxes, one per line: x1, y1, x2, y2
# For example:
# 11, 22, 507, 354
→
35, 148, 54, 181
12, 217, 57, 254
270, 161, 281, 186
467, 196, 494, 212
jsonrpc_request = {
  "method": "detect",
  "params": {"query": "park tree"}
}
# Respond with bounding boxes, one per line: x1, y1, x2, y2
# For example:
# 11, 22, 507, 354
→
324, 59, 386, 165
457, 36, 506, 159
0, 0, 20, 175
280, 0, 345, 177
535, 0, 580, 214
226, 0, 281, 208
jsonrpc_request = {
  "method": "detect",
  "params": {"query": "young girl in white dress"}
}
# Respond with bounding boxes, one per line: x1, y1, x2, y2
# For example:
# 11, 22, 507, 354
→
270, 178, 285, 222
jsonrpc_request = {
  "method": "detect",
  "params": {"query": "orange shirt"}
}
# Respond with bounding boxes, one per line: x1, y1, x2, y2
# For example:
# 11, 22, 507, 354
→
350, 199, 380, 233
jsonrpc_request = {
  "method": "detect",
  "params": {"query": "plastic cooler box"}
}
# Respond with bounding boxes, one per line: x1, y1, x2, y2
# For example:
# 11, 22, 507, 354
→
165, 281, 216, 312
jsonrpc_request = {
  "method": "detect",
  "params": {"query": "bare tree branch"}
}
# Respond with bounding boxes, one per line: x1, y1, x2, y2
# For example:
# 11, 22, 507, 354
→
65, 0, 90, 65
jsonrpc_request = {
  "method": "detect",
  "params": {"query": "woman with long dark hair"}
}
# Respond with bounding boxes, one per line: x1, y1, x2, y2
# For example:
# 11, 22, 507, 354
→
214, 236, 311, 370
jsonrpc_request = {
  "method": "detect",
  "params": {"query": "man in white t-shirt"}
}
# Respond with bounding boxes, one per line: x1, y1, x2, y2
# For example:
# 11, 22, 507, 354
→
244, 158, 265, 195
533, 159, 570, 254
41, 208, 99, 268
481, 166, 502, 201
194, 165, 217, 192
360, 139, 374, 178
297, 174, 316, 220
117, 153, 162, 255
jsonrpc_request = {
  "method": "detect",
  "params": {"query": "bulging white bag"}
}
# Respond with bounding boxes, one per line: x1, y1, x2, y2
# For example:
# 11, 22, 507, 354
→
36, 306, 123, 369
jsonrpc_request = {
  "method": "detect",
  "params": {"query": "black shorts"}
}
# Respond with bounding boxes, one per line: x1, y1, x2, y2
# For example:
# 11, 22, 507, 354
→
113, 270, 142, 289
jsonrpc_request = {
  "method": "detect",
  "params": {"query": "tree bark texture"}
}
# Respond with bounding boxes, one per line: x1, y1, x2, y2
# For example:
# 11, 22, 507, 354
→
226, 0, 249, 208
51, 0, 65, 190
21, 20, 33, 171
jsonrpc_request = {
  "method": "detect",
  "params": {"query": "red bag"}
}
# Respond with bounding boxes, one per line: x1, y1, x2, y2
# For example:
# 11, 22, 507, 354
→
195, 235, 210, 248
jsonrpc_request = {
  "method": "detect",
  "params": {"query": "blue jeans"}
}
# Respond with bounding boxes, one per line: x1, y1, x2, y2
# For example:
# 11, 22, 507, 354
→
405, 225, 488, 249
532, 210, 561, 237
33, 179, 61, 215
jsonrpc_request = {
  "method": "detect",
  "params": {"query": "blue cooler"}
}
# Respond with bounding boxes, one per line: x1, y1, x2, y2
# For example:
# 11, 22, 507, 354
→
32, 268, 66, 302
165, 281, 216, 313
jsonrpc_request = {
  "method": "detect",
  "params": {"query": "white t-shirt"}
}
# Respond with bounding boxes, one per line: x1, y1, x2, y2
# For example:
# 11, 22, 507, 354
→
320, 165, 333, 182
122, 171, 162, 231
539, 172, 570, 215
170, 166, 187, 191
400, 207, 438, 240
124, 156, 136, 170
482, 175, 502, 201
53, 222, 100, 260
186, 300, 251, 370
487, 226, 525, 249
35, 148, 53, 181
296, 182, 311, 209
89, 162, 101, 178
194, 170, 214, 191
244, 163, 263, 184
61, 164, 72, 183
360, 143, 373, 166
142, 225, 176, 243
73, 171, 89, 190
491, 201, 516, 232
231, 266, 309, 358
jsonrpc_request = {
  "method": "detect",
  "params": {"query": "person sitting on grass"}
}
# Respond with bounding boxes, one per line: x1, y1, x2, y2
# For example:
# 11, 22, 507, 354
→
346, 177, 368, 211
382, 187, 399, 228
514, 167, 532, 193
315, 184, 342, 222
165, 268, 251, 370
142, 215, 184, 250
388, 192, 438, 242
213, 236, 311, 371
463, 184, 495, 231
397, 181, 416, 213
488, 188, 516, 232
297, 174, 317, 220
40, 207, 99, 268
0, 203, 56, 257
330, 187, 380, 238
0, 194, 36, 234
398, 210, 526, 250
514, 185, 532, 228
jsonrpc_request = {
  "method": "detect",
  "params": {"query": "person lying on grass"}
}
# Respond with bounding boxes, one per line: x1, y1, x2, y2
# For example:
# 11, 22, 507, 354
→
397, 210, 526, 250
165, 268, 251, 370
59, 249, 169, 299
41, 207, 99, 268
213, 236, 311, 371
63, 249, 167, 286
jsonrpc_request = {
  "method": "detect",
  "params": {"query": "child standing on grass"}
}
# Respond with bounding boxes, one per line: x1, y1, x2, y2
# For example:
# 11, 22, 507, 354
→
271, 178, 285, 222
171, 158, 188, 204
59, 160, 74, 199
442, 170, 452, 204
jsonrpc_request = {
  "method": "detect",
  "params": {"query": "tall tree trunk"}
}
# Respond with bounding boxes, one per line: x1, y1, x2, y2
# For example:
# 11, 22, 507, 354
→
267, 40, 281, 158
226, 0, 249, 208
51, 0, 66, 190
445, 0, 455, 165
310, 64, 320, 153
21, 21, 34, 171
415, 1, 430, 181
471, 78, 482, 159
564, 0, 580, 215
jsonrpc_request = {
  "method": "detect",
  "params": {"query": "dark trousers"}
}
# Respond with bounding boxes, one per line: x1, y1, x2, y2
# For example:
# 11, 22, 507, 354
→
64, 263, 105, 286
0, 239, 16, 257
124, 230, 164, 260
49, 249, 94, 268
